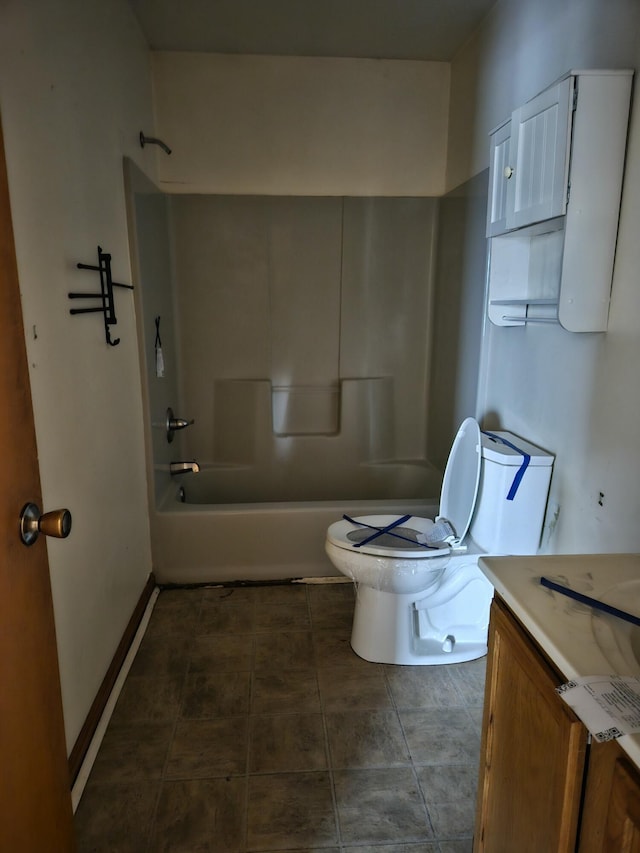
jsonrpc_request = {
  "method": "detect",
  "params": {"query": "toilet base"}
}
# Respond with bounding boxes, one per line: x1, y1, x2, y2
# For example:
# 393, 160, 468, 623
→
350, 572, 492, 665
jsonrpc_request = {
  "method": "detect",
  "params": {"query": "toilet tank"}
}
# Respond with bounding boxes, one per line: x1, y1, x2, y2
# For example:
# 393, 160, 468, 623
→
468, 430, 554, 555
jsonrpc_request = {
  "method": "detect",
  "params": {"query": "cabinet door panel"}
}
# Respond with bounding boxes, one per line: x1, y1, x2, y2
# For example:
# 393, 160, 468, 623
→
474, 598, 587, 852
606, 760, 640, 852
486, 121, 511, 236
579, 741, 640, 852
506, 77, 573, 229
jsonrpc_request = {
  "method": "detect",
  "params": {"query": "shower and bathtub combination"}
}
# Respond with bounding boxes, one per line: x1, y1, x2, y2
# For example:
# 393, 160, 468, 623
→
126, 160, 447, 584
126, 162, 555, 667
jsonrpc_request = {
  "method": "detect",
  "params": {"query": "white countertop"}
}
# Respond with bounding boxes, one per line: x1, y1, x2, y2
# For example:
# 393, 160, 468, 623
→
479, 552, 640, 767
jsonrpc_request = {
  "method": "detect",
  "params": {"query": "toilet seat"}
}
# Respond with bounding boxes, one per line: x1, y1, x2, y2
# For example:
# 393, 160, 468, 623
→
327, 418, 482, 560
326, 515, 450, 558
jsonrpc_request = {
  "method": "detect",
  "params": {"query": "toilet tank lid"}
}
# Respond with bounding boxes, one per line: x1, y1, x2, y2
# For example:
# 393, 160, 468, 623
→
481, 430, 555, 467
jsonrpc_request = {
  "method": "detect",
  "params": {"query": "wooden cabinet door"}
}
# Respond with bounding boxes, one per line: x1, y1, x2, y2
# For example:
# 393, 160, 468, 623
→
474, 597, 587, 853
579, 741, 640, 852
506, 76, 574, 230
604, 759, 640, 851
486, 120, 512, 237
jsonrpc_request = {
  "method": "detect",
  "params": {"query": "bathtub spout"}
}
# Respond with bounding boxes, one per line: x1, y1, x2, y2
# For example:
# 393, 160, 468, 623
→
170, 461, 200, 475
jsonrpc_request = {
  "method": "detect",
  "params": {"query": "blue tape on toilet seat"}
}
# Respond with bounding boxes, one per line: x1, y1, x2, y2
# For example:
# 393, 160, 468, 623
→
349, 514, 411, 547
482, 431, 531, 501
342, 514, 439, 549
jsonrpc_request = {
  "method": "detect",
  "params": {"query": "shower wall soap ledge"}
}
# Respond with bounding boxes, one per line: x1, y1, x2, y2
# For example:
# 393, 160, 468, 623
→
271, 385, 340, 436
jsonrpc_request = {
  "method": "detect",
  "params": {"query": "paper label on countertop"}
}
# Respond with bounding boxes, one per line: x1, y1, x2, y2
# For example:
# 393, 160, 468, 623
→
556, 676, 640, 742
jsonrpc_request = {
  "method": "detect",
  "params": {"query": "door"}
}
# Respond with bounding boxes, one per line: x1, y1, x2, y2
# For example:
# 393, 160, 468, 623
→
506, 76, 574, 229
604, 759, 640, 852
579, 741, 640, 852
486, 119, 512, 237
0, 117, 76, 848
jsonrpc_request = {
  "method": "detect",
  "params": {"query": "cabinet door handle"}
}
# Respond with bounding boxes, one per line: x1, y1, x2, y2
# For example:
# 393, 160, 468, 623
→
504, 166, 514, 179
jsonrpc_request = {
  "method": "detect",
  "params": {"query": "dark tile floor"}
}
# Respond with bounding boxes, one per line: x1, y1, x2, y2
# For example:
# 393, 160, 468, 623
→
74, 582, 485, 852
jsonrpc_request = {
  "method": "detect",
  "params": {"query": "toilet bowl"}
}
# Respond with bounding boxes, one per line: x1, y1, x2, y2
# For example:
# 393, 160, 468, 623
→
325, 418, 554, 665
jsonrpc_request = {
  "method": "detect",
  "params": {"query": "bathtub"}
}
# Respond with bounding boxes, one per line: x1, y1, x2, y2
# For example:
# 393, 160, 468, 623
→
150, 462, 441, 584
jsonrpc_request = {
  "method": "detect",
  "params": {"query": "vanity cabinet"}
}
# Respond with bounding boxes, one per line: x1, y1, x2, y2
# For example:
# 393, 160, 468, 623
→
475, 596, 640, 852
474, 596, 587, 852
486, 70, 632, 331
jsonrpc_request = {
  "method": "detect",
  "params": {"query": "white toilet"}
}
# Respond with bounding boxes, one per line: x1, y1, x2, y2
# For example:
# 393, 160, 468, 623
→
325, 418, 554, 665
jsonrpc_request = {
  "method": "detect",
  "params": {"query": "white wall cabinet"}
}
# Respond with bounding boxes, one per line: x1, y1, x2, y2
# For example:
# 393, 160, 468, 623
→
486, 70, 632, 332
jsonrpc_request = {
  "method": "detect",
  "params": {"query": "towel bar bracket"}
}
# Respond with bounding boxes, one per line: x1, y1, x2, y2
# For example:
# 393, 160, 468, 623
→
68, 245, 133, 346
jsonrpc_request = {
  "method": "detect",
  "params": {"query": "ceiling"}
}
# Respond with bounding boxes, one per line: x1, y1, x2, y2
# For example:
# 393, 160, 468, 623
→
128, 0, 497, 62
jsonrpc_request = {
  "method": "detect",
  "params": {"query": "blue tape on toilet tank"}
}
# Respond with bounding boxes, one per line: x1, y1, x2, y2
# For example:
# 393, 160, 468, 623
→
482, 431, 531, 501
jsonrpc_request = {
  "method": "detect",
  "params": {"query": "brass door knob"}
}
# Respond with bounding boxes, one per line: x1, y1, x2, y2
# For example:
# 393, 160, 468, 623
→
20, 503, 72, 546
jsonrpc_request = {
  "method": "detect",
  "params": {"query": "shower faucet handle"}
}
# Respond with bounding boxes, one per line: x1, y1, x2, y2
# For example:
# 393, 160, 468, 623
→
166, 407, 194, 443
170, 416, 194, 429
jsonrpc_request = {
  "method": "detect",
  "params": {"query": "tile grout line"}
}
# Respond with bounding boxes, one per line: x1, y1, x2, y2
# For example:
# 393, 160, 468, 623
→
243, 600, 257, 852
319, 698, 344, 849
307, 583, 344, 850
384, 664, 439, 845
146, 588, 205, 852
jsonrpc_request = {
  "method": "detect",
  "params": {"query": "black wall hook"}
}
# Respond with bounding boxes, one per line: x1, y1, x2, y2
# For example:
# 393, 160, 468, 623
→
69, 246, 133, 347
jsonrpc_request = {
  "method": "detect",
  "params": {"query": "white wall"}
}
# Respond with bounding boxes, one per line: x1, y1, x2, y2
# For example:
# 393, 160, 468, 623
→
152, 52, 450, 196
428, 171, 489, 470
447, 0, 640, 193
449, 0, 640, 554
0, 1, 156, 751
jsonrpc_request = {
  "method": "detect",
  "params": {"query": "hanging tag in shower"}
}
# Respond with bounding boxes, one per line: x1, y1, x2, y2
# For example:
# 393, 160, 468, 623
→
155, 316, 165, 378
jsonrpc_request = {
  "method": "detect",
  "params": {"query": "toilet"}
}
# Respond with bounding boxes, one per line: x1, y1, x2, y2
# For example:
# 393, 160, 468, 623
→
325, 418, 554, 665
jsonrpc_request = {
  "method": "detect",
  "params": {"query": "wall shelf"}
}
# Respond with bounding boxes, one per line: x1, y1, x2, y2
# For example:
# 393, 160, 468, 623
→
490, 298, 558, 306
